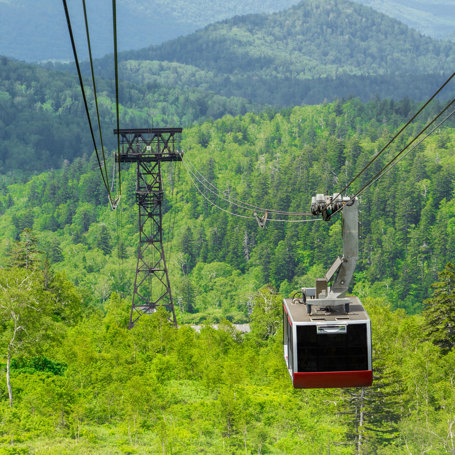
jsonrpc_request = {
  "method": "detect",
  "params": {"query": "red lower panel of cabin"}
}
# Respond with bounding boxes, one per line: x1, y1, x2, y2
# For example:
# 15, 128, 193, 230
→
293, 370, 373, 388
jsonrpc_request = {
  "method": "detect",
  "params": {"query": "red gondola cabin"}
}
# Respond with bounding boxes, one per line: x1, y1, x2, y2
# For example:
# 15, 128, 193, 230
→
283, 295, 372, 388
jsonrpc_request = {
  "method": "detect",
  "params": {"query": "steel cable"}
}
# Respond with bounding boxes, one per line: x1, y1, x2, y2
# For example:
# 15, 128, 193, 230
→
353, 103, 455, 200
166, 162, 180, 268
82, 0, 110, 193
62, 0, 114, 206
332, 71, 455, 203
181, 155, 321, 223
112, 0, 122, 200
180, 152, 313, 216
329, 98, 455, 219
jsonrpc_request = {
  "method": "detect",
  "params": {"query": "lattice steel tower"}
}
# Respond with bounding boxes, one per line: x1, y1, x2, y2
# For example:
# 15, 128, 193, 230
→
115, 128, 182, 328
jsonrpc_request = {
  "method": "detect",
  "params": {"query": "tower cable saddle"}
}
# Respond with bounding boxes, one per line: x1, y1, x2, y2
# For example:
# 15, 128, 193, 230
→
254, 211, 269, 228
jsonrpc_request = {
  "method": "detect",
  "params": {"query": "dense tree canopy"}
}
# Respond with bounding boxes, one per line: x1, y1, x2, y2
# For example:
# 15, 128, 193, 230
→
0, 57, 258, 174
0, 62, 454, 452
0, 267, 454, 453
102, 0, 455, 106
1, 98, 454, 318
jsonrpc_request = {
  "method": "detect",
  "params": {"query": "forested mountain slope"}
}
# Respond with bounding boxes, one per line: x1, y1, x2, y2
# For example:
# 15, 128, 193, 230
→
353, 0, 455, 41
101, 0, 455, 106
0, 57, 258, 174
131, 0, 455, 75
1, 99, 454, 317
2, 0, 453, 63
4, 0, 454, 175
1, 99, 455, 453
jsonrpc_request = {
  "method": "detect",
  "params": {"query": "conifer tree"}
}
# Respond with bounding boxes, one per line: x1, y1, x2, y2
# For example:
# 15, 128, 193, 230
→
180, 276, 196, 313
49, 238, 64, 263
180, 226, 195, 273
7, 228, 39, 269
423, 262, 455, 354
117, 240, 128, 260
97, 224, 112, 255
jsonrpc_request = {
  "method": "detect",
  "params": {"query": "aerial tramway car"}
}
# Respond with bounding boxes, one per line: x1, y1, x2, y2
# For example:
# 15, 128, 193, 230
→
283, 194, 373, 388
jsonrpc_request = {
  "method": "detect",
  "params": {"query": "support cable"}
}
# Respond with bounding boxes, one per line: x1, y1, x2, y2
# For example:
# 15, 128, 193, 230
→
180, 152, 313, 217
166, 162, 179, 269
62, 0, 114, 206
332, 71, 455, 203
112, 0, 122, 199
110, 150, 121, 209
353, 102, 455, 200
181, 156, 321, 224
81, 0, 110, 193
329, 98, 455, 219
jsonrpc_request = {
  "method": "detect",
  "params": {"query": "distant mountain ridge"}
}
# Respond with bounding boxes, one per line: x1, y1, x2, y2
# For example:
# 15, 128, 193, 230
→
130, 0, 455, 75
1, 0, 453, 63
0, 0, 300, 62
99, 0, 455, 106
352, 0, 455, 41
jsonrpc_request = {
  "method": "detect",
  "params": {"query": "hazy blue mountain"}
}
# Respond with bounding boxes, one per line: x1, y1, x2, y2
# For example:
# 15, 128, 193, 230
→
0, 0, 300, 62
129, 0, 455, 76
97, 0, 455, 106
352, 0, 455, 40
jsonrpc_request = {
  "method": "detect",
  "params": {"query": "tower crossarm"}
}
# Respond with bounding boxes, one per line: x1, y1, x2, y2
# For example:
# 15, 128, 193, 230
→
114, 128, 183, 163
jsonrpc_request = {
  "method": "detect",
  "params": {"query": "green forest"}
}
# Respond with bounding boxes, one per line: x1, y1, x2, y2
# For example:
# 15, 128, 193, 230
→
2, 0, 455, 453
107, 0, 455, 106
1, 96, 455, 453
1, 99, 454, 316
1, 263, 455, 454
0, 57, 257, 174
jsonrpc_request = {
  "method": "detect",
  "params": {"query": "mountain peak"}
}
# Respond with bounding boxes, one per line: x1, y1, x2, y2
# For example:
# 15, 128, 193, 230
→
132, 0, 454, 78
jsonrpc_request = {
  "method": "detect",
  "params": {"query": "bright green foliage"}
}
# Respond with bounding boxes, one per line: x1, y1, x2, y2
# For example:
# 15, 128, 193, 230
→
0, 266, 83, 410
7, 229, 39, 270
177, 276, 196, 313
249, 286, 282, 342
1, 99, 455, 316
96, 225, 112, 256
0, 280, 454, 453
